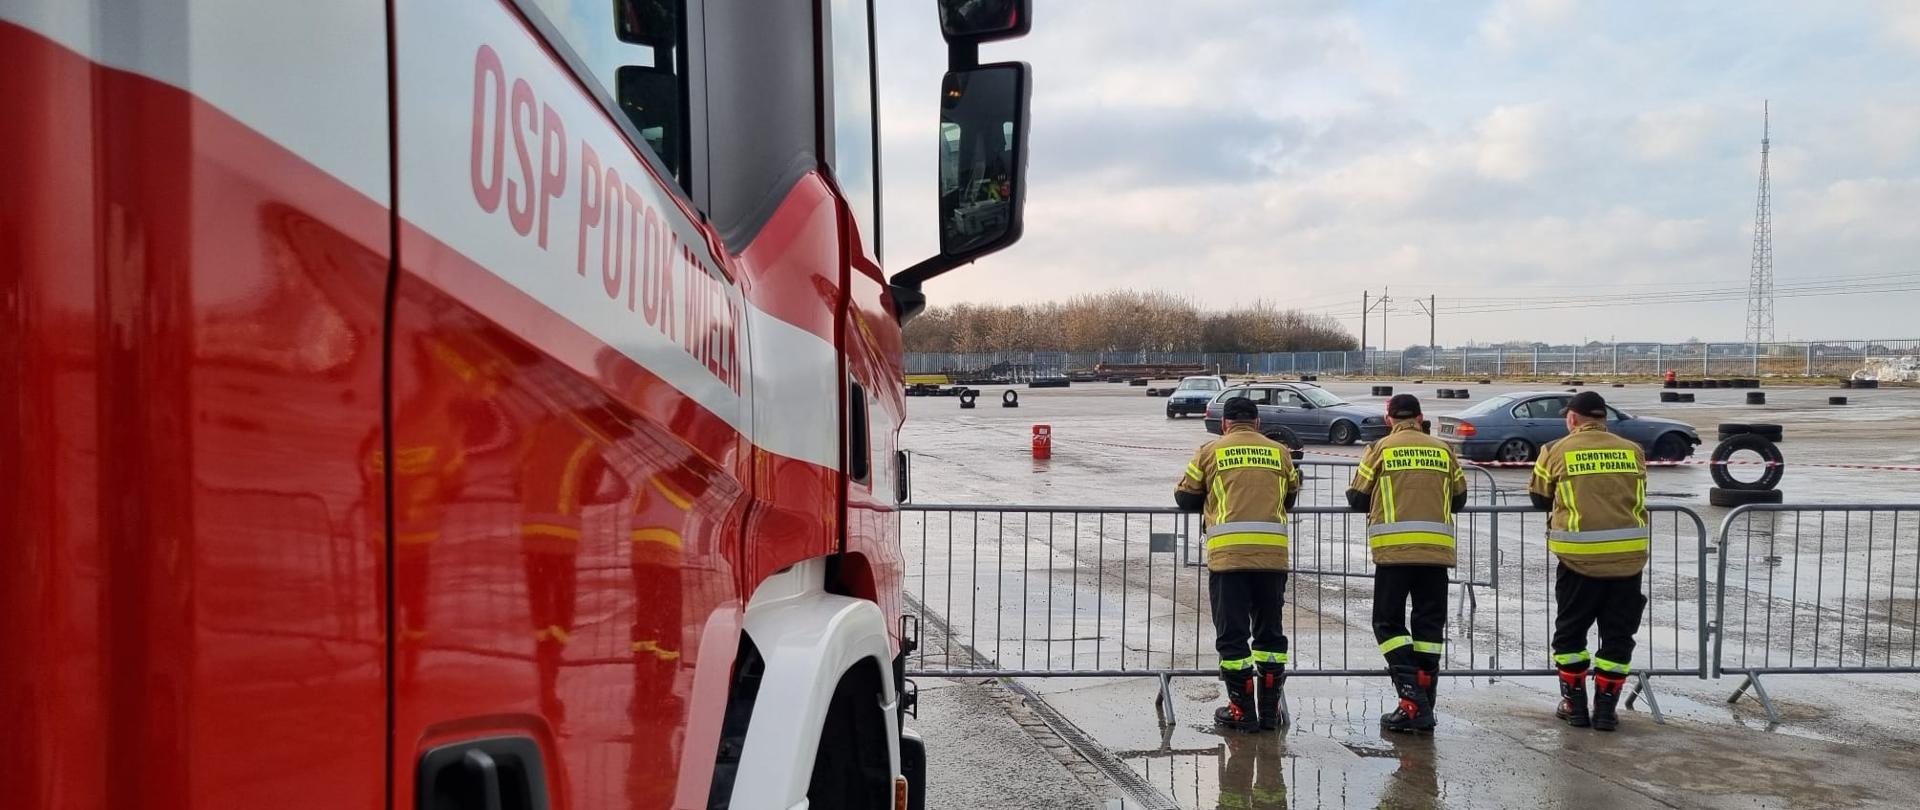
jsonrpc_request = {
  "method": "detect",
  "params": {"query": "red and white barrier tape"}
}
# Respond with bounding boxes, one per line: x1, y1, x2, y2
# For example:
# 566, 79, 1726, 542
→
960, 424, 1920, 472
1298, 447, 1920, 473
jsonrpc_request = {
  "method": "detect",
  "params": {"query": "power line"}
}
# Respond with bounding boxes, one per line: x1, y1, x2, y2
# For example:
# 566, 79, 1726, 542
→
1312, 274, 1920, 318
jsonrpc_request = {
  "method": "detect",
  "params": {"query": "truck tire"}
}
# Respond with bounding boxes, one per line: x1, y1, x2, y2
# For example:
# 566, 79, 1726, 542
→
806, 664, 893, 810
1710, 487, 1784, 507
1709, 434, 1784, 491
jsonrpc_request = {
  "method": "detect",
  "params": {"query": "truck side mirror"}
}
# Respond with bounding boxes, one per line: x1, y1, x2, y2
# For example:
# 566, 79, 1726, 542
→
937, 0, 1031, 44
613, 0, 679, 48
935, 64, 1028, 260
890, 61, 1031, 317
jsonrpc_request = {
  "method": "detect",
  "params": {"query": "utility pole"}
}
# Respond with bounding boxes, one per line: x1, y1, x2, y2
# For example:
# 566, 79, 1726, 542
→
1378, 286, 1391, 358
1362, 289, 1390, 374
1414, 295, 1436, 354
1360, 291, 1369, 354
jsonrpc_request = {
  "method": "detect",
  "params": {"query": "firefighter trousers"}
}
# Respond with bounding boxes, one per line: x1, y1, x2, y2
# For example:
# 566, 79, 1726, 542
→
1551, 562, 1647, 675
1210, 571, 1289, 671
1372, 564, 1448, 670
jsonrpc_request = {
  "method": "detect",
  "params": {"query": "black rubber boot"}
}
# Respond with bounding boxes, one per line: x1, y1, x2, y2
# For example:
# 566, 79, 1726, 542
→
1380, 666, 1436, 733
1591, 673, 1625, 731
1214, 668, 1260, 733
1256, 663, 1288, 731
1555, 669, 1591, 728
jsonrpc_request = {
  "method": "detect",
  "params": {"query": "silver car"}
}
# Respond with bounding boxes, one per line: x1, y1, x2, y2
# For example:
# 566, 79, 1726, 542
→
1203, 382, 1390, 446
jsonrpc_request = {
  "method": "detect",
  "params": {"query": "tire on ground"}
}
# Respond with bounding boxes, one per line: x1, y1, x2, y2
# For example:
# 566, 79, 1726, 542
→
1709, 433, 1784, 492
1709, 487, 1784, 508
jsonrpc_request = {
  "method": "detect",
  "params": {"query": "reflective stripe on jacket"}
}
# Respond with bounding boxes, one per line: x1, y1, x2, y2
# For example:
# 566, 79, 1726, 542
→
1527, 423, 1650, 578
1350, 421, 1468, 566
1176, 425, 1300, 572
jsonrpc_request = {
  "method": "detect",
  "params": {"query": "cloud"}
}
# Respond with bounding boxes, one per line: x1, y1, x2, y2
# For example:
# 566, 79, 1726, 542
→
1480, 0, 1577, 51
1473, 104, 1548, 181
874, 0, 1920, 342
1629, 104, 1718, 163
1886, 0, 1920, 52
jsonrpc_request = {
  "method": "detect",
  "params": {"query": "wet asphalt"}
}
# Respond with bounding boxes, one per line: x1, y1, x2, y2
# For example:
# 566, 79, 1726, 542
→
904, 378, 1920, 809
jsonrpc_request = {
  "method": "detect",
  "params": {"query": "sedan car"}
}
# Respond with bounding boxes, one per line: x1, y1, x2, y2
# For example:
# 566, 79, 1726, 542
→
1165, 376, 1227, 417
1203, 383, 1390, 446
1434, 392, 1700, 463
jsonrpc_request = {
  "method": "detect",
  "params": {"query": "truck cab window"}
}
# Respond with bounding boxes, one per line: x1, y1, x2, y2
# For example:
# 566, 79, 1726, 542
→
826, 0, 880, 258
523, 0, 692, 191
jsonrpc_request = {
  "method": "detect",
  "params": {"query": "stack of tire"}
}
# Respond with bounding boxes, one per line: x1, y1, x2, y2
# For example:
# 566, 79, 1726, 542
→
1371, 385, 1394, 397
1709, 423, 1784, 507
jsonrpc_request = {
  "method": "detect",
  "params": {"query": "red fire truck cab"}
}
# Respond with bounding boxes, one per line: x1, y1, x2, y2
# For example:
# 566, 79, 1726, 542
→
0, 0, 1029, 807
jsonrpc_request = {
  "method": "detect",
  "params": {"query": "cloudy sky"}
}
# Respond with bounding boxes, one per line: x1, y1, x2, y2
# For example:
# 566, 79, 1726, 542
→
873, 0, 1920, 346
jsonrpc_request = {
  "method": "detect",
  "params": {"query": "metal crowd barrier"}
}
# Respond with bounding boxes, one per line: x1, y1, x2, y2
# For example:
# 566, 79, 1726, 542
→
901, 503, 1709, 723
1712, 503, 1920, 724
1290, 460, 1509, 508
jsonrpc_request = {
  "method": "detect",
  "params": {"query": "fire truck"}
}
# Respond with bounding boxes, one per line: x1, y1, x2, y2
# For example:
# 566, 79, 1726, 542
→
0, 0, 1028, 807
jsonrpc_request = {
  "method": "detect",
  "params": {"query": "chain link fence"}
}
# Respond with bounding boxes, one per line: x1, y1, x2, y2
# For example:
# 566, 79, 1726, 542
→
906, 340, 1920, 379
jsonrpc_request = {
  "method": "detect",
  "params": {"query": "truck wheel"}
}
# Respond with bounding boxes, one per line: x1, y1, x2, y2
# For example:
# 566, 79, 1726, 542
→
1710, 487, 1784, 507
1329, 421, 1359, 446
806, 663, 892, 810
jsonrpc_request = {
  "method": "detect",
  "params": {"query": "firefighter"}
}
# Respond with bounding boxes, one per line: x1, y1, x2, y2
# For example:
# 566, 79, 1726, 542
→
1528, 390, 1650, 731
1347, 394, 1467, 733
1175, 396, 1301, 732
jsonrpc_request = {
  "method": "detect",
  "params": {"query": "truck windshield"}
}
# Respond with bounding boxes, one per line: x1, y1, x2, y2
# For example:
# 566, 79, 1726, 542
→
1300, 388, 1345, 408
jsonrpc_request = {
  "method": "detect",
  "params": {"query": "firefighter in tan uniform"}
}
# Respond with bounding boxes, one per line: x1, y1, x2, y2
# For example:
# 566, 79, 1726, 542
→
1346, 394, 1467, 733
1527, 391, 1650, 731
1175, 396, 1301, 732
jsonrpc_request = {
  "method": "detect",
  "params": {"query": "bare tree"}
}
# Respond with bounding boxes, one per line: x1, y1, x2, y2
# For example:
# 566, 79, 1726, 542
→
903, 290, 1356, 353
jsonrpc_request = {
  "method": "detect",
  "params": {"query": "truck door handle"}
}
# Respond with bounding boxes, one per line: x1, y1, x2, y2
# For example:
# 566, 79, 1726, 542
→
418, 736, 550, 810
459, 750, 505, 810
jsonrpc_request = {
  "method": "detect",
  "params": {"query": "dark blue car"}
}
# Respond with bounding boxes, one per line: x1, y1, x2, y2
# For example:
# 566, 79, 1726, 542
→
1435, 391, 1700, 463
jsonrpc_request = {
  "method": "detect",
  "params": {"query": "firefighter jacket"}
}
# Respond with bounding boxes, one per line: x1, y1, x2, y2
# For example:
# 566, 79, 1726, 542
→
1347, 421, 1469, 567
1175, 424, 1301, 572
1527, 422, 1650, 578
